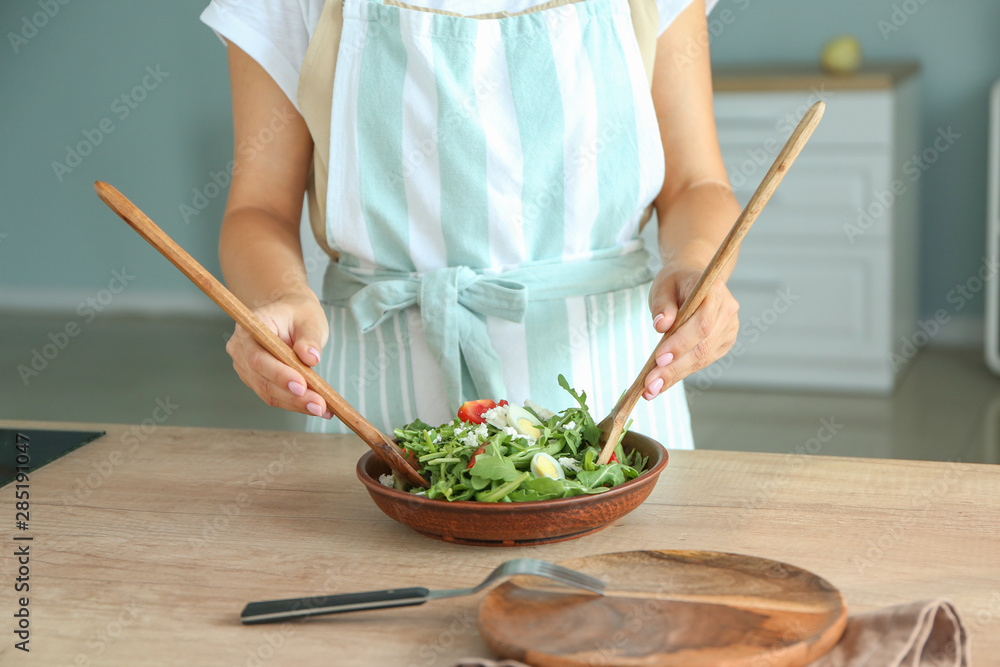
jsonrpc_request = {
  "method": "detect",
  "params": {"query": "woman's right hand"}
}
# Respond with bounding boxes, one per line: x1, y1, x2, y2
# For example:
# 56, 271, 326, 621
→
225, 292, 333, 418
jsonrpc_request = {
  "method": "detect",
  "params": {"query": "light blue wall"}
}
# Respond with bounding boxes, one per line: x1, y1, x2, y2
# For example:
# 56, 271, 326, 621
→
0, 1, 234, 305
1, 0, 998, 322
707, 0, 1000, 322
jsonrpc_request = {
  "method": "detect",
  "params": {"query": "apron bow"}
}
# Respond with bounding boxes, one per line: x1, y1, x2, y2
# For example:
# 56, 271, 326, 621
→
345, 266, 529, 412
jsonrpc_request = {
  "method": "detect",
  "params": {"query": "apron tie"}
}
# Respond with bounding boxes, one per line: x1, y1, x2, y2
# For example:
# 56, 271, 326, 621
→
324, 242, 654, 414
335, 266, 528, 411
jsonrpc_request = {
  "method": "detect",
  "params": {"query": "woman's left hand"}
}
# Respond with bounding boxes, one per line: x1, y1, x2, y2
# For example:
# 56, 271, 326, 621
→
643, 264, 740, 400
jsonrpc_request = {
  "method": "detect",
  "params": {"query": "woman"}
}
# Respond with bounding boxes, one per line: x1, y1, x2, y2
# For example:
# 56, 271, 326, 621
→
202, 0, 741, 448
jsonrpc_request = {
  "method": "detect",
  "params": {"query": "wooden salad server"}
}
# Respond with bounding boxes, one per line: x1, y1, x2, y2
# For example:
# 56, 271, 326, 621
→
94, 181, 429, 488
596, 101, 826, 464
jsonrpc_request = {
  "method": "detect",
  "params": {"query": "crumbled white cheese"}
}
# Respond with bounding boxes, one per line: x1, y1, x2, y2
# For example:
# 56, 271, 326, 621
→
563, 420, 576, 430
432, 434, 442, 444
462, 431, 481, 448
483, 405, 509, 429
378, 473, 395, 488
474, 423, 488, 439
506, 426, 535, 444
558, 457, 582, 473
524, 400, 555, 421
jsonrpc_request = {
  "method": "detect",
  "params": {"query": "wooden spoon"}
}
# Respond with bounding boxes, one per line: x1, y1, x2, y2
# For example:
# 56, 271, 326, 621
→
596, 101, 826, 464
94, 181, 429, 488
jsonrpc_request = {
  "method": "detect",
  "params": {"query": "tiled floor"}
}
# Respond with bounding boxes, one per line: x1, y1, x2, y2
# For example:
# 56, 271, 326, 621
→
3, 313, 999, 464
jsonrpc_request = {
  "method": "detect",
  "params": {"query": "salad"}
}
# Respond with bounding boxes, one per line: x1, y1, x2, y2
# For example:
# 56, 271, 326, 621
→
382, 375, 647, 502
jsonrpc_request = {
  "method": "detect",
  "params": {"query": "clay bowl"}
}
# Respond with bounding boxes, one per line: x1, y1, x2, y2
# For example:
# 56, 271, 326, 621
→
356, 431, 668, 546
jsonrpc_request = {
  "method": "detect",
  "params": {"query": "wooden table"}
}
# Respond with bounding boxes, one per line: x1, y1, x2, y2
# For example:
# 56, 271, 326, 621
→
2, 421, 999, 666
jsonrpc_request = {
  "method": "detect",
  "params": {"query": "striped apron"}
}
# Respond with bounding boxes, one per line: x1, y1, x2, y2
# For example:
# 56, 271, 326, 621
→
302, 0, 694, 450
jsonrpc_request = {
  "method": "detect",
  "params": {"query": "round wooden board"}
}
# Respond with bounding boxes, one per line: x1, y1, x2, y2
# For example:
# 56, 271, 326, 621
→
478, 550, 847, 667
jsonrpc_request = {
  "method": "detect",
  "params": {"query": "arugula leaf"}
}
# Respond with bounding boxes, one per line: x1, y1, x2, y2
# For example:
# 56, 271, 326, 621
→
575, 463, 638, 489
469, 454, 522, 483
475, 472, 530, 502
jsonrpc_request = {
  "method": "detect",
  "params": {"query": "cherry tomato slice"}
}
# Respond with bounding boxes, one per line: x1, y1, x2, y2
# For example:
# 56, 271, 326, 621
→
466, 444, 488, 469
457, 399, 496, 424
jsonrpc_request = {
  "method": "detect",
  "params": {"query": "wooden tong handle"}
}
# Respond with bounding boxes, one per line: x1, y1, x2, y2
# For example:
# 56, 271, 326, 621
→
93, 181, 428, 488
596, 101, 826, 464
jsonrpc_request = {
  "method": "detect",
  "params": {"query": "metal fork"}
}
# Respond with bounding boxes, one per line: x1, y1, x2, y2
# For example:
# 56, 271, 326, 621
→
240, 558, 605, 624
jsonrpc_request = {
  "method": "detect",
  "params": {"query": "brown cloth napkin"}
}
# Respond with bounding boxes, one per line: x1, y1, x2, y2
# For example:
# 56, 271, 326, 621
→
452, 599, 970, 667
809, 599, 970, 667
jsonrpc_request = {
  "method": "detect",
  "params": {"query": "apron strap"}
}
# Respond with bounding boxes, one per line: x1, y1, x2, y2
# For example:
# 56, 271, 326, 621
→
295, 0, 661, 246
297, 0, 344, 261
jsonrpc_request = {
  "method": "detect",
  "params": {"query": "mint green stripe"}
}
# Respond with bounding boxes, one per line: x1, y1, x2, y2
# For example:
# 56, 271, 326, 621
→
501, 19, 564, 260
434, 16, 489, 268
394, 313, 417, 424
340, 307, 363, 432
357, 17, 413, 272
524, 299, 573, 411
577, 9, 640, 249
594, 292, 617, 414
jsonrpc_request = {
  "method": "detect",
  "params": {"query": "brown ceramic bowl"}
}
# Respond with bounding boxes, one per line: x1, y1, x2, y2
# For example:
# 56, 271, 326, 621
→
356, 431, 668, 546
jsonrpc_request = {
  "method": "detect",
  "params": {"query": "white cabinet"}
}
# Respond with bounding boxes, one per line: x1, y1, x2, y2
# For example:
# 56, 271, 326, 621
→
693, 65, 921, 393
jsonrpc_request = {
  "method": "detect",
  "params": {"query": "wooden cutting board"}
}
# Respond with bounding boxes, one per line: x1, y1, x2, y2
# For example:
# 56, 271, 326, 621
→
478, 550, 847, 667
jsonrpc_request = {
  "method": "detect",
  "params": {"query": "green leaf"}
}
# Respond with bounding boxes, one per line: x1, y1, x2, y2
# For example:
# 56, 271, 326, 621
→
576, 463, 633, 489
469, 454, 522, 483
475, 472, 530, 502
558, 374, 590, 411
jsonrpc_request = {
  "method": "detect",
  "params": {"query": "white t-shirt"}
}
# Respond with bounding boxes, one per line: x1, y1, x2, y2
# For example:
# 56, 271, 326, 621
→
200, 0, 717, 110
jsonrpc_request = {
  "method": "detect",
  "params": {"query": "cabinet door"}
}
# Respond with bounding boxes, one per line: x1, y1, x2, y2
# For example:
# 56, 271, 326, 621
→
714, 90, 893, 147
689, 242, 894, 392
723, 148, 895, 241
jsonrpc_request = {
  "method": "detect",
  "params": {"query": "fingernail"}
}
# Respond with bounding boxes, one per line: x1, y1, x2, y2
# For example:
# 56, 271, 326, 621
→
653, 313, 665, 328
322, 410, 333, 419
656, 352, 673, 368
288, 381, 306, 397
646, 377, 664, 398
306, 402, 323, 416
308, 347, 321, 364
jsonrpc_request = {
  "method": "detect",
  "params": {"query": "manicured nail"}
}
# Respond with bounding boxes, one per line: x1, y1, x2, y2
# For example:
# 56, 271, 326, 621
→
306, 402, 323, 416
322, 410, 333, 419
288, 381, 306, 397
656, 352, 673, 367
646, 377, 664, 398
308, 347, 321, 364
653, 313, 665, 328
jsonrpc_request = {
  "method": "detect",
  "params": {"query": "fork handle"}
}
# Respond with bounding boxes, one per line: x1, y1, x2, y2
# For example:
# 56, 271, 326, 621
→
240, 587, 431, 624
